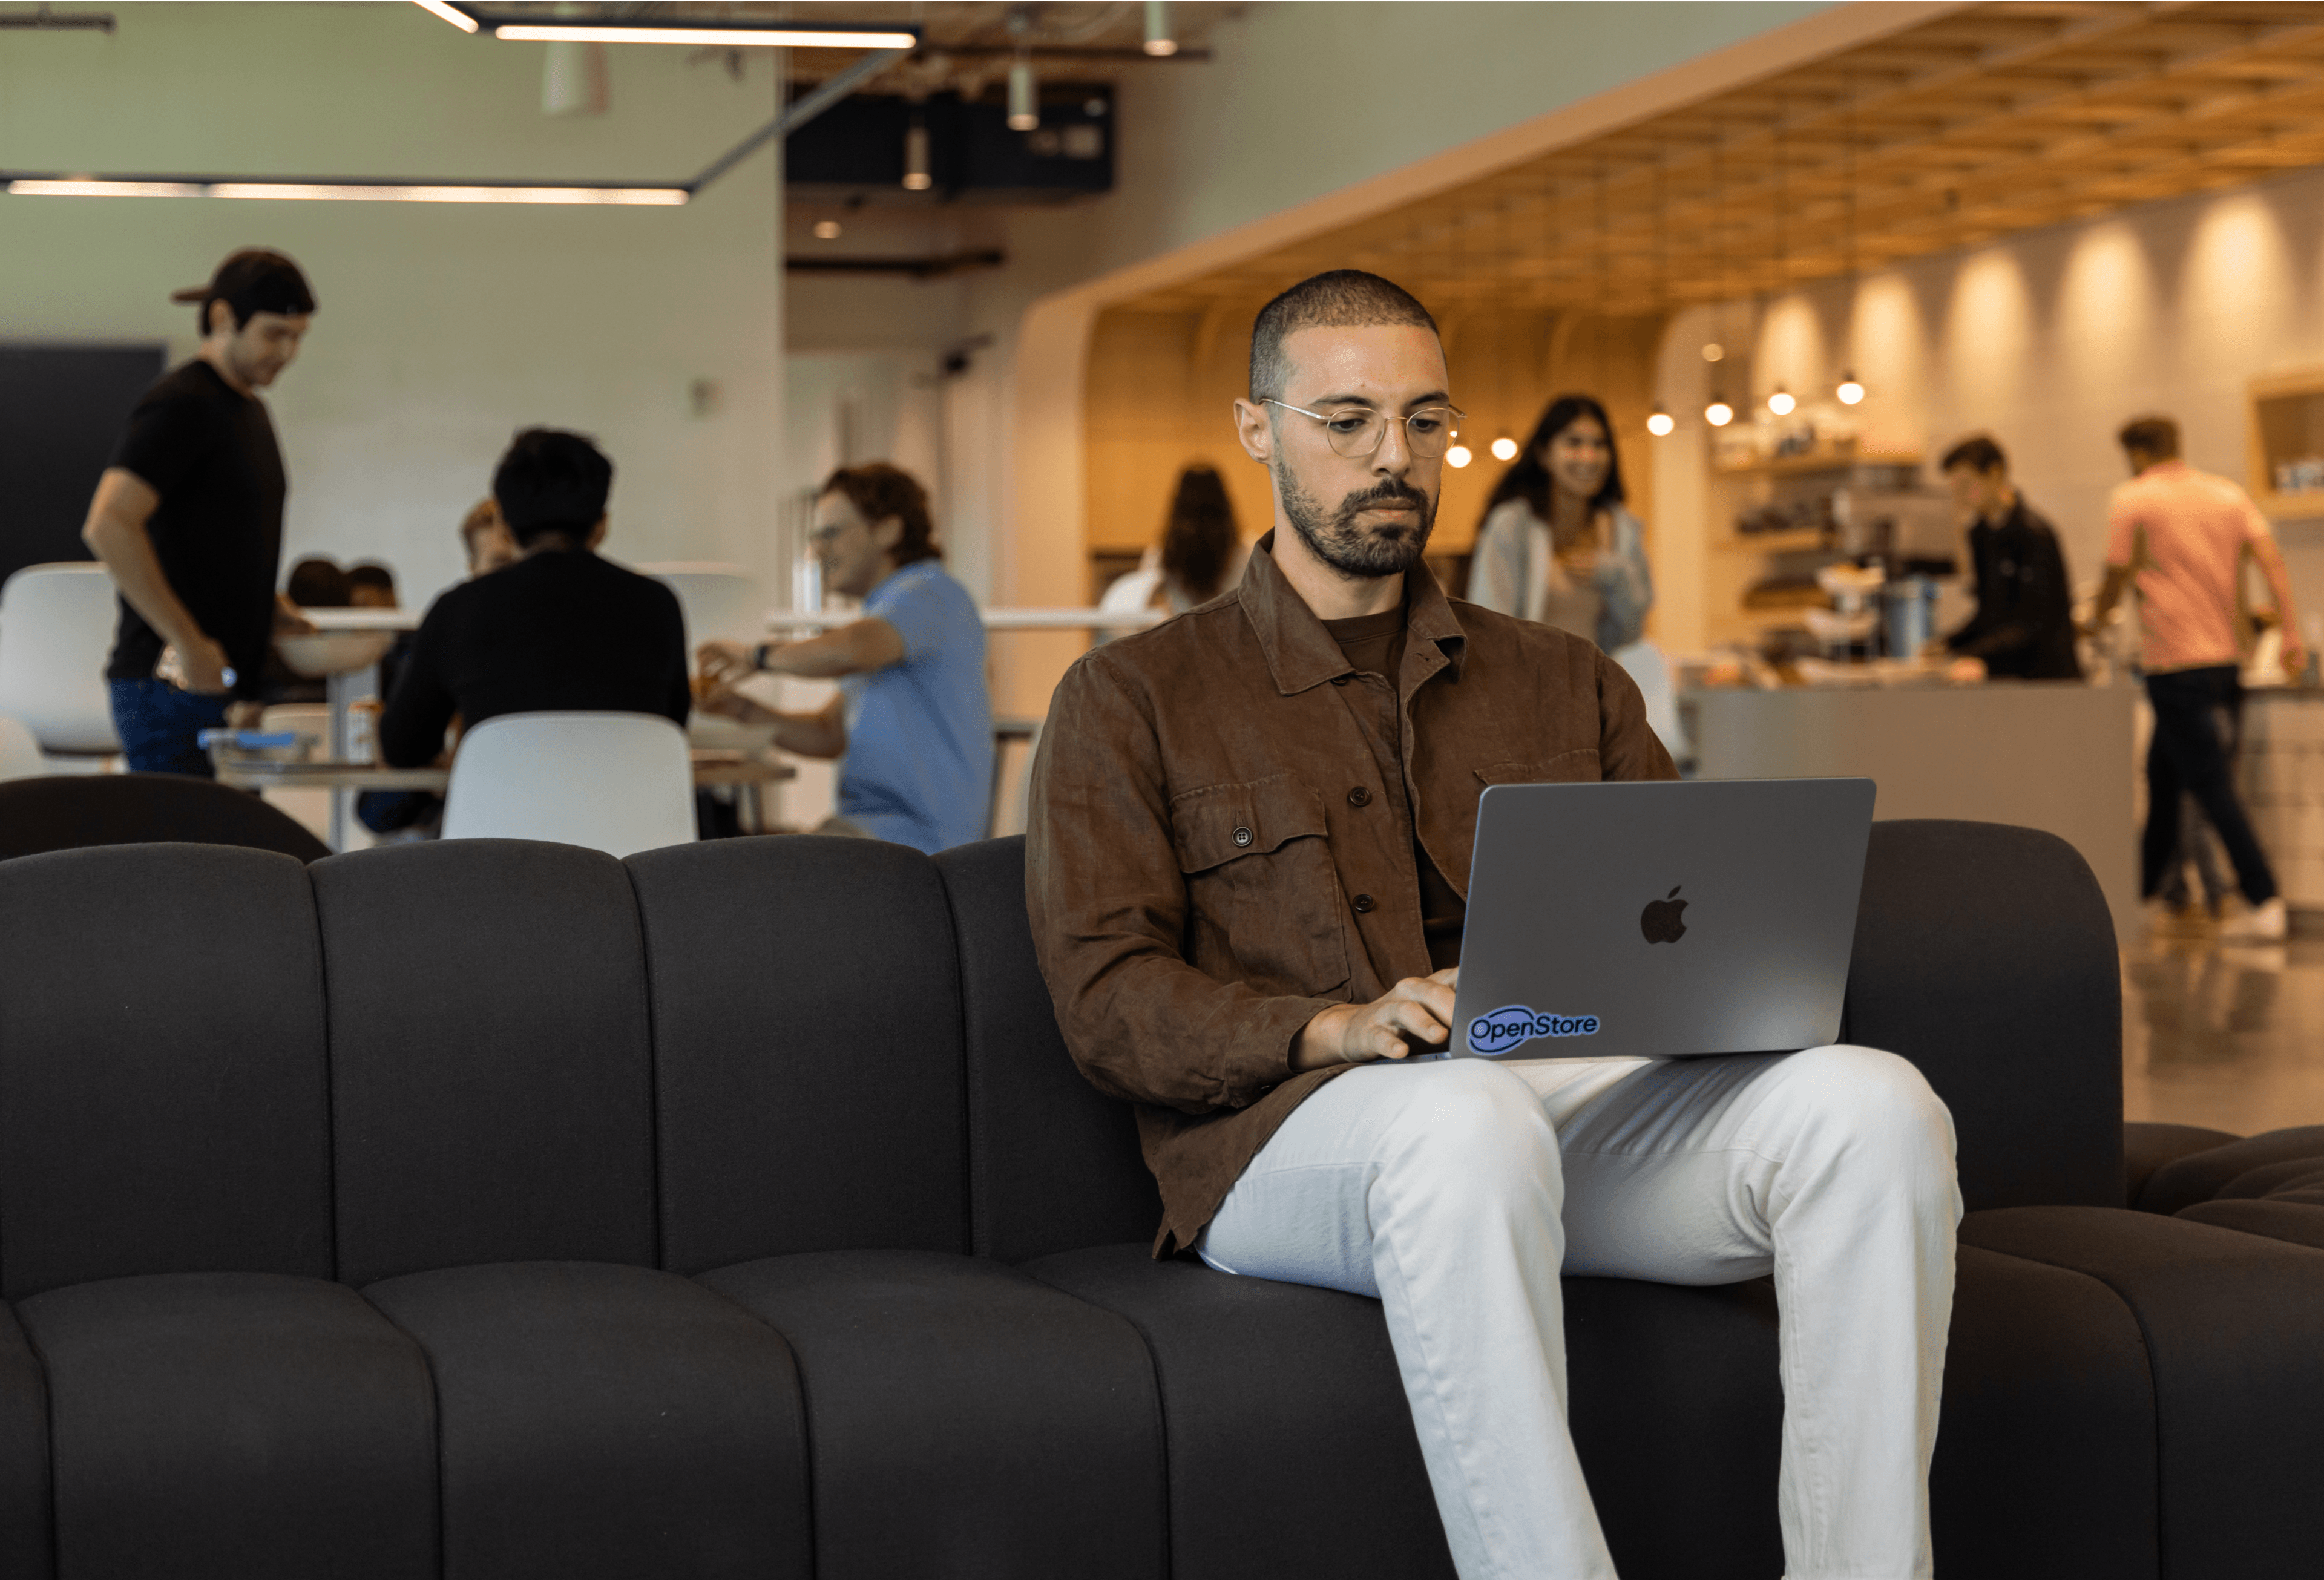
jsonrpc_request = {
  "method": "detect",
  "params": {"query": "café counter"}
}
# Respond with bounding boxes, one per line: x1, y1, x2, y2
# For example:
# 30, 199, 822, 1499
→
1682, 679, 2138, 940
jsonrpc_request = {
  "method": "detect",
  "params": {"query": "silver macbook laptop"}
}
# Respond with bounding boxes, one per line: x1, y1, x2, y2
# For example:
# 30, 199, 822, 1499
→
1434, 778, 1876, 1062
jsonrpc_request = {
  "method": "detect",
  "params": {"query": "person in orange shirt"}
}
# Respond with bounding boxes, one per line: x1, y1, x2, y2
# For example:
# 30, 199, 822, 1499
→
2085, 415, 2306, 942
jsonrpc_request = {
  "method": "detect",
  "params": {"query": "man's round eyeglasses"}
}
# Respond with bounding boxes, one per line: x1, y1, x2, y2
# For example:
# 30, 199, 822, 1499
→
1264, 399, 1465, 461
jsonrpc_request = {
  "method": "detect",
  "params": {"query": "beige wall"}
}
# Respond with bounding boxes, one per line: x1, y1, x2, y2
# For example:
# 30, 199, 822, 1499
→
1648, 160, 2324, 653
0, 4, 786, 608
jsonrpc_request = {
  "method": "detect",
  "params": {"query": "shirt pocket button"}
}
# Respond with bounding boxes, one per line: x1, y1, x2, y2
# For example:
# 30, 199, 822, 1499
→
1347, 787, 1371, 808
1232, 826, 1253, 847
1352, 893, 1376, 913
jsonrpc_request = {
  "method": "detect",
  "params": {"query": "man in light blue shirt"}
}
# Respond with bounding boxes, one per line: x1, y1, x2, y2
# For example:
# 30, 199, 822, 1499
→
698, 463, 992, 853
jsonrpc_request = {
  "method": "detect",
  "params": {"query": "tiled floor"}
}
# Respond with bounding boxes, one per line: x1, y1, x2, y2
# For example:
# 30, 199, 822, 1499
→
2123, 919, 2324, 1137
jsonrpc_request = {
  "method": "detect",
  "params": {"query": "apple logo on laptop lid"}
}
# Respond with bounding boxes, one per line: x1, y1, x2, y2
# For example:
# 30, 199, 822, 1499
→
1640, 886, 1688, 945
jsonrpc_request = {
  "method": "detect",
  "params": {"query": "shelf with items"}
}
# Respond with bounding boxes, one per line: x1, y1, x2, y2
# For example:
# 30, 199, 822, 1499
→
1704, 450, 1951, 658
1713, 450, 1925, 482
2247, 369, 2324, 521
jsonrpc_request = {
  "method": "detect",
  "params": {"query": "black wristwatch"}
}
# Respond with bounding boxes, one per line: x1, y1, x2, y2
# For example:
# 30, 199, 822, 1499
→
752, 641, 775, 671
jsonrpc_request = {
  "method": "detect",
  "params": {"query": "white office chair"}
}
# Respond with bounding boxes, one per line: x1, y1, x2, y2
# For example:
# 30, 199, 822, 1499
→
441, 711, 697, 858
0, 563, 122, 754
635, 562, 762, 647
0, 714, 47, 782
1610, 638, 1692, 765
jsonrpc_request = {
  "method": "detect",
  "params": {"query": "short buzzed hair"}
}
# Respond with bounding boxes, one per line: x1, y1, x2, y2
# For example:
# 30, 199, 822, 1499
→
1249, 270, 1439, 402
2118, 415, 2180, 459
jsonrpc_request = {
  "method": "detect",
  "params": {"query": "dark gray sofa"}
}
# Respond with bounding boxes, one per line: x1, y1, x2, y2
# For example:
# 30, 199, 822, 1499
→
0, 821, 2319, 1579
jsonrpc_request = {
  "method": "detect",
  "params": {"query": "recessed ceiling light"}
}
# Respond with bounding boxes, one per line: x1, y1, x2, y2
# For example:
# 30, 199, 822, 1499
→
493, 23, 919, 49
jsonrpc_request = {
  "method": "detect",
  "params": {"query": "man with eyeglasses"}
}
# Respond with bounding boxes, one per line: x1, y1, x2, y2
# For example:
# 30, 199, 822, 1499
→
1026, 270, 1958, 1579
698, 462, 991, 852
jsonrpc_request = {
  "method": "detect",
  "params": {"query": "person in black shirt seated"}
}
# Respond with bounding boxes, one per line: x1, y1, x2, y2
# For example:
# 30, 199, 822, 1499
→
1936, 433, 2082, 681
379, 428, 689, 770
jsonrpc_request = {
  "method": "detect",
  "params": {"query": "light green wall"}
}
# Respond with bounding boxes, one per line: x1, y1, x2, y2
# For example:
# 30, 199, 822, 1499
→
0, 3, 786, 607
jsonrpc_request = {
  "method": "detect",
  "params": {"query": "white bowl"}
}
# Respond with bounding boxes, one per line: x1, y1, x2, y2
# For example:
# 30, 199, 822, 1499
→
274, 630, 396, 677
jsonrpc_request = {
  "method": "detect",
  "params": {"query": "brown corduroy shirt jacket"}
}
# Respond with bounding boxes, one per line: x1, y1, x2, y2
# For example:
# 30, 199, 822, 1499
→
1027, 535, 1678, 1255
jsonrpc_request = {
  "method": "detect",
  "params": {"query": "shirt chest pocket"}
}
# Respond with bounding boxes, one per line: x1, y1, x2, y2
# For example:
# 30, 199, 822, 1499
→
1475, 749, 1602, 787
1170, 773, 1351, 1000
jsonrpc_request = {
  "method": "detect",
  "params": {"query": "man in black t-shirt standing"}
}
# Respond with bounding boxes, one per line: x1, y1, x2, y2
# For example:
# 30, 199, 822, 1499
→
82, 249, 317, 775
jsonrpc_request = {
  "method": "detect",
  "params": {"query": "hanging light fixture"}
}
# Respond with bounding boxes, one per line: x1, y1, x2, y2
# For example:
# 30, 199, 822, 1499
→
902, 114, 932, 191
1446, 442, 1474, 468
1142, 0, 1178, 56
1647, 146, 1675, 438
1490, 435, 1519, 462
1768, 387, 1796, 416
1007, 56, 1039, 130
1007, 8, 1040, 131
1702, 126, 1734, 431
1835, 71, 1865, 409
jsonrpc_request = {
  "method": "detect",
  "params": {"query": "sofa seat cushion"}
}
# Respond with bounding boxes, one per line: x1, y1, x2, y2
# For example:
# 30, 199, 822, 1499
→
1031, 1241, 2166, 1580
1024, 1242, 1454, 1580
2135, 1123, 2324, 1215
697, 1250, 1164, 1580
1935, 1244, 2158, 1579
361, 1260, 809, 1580
2122, 1120, 2240, 1206
1961, 1205, 2324, 1579
15, 1271, 437, 1579
0, 1303, 49, 1578
1026, 1244, 1790, 1580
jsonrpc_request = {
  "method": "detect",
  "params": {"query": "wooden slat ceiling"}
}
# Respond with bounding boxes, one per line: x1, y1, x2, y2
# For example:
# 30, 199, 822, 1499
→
1121, 1, 2324, 318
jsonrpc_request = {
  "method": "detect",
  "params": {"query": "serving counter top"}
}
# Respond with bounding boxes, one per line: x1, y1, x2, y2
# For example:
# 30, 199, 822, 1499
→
1683, 681, 2138, 940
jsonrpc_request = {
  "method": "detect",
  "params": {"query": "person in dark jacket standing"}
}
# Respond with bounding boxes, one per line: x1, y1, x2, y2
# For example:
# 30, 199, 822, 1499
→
82, 249, 318, 774
1936, 434, 2081, 681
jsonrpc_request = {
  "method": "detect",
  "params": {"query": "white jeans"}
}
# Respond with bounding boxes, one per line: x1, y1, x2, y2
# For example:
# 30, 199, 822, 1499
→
1199, 1047, 1961, 1580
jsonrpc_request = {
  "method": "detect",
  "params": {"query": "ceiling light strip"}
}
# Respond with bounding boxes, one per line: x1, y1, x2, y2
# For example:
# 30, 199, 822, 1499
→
5, 176, 688, 205
490, 24, 917, 50
412, 0, 478, 33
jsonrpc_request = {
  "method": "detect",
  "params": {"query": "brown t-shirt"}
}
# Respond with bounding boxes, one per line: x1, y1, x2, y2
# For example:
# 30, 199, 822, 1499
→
1319, 603, 1468, 971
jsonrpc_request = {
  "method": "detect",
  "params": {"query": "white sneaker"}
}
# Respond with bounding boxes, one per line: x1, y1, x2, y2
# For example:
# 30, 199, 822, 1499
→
2220, 896, 2289, 943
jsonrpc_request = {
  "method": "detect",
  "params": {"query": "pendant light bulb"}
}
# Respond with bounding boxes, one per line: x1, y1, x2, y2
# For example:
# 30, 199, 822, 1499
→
1446, 443, 1474, 469
1836, 370, 1866, 406
902, 118, 932, 191
1767, 387, 1796, 417
1007, 56, 1040, 131
1704, 397, 1735, 428
1646, 405, 1676, 438
1142, 0, 1178, 55
1489, 434, 1519, 462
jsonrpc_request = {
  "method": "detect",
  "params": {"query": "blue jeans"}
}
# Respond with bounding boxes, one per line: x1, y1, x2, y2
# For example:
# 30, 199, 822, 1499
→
108, 679, 228, 777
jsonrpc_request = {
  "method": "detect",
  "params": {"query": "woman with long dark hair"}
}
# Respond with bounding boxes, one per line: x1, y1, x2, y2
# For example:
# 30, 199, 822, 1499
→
1469, 393, 1653, 651
1100, 463, 1247, 622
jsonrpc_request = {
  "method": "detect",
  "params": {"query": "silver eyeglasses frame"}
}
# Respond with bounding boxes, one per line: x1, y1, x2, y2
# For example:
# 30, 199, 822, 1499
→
1262, 398, 1466, 461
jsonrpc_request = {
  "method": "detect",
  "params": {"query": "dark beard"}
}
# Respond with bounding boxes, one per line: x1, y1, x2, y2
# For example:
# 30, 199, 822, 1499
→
1277, 467, 1437, 578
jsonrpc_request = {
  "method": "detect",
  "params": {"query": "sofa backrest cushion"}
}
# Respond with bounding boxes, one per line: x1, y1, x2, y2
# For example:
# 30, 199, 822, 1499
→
0, 775, 330, 865
0, 845, 332, 1299
629, 837, 970, 1271
314, 841, 657, 1285
935, 838, 1161, 1262
1844, 819, 2122, 1212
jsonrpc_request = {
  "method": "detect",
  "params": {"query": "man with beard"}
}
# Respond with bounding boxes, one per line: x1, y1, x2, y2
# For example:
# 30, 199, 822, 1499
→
1027, 270, 1959, 1580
